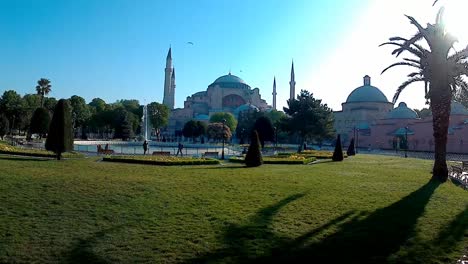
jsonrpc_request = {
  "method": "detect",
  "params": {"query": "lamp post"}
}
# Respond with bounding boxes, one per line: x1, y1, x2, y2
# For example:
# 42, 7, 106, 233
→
274, 126, 278, 150
356, 128, 360, 154
221, 119, 226, 160
405, 126, 408, 158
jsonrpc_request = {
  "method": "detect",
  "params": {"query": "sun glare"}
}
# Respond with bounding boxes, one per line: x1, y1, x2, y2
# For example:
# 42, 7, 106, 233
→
441, 0, 468, 45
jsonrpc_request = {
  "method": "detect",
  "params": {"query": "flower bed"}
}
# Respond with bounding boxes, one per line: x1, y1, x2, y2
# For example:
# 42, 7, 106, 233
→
229, 155, 316, 165
0, 141, 83, 158
278, 150, 348, 159
103, 155, 220, 166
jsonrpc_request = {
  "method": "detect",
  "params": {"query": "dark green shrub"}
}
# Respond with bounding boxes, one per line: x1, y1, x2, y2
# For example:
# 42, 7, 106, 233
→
245, 130, 263, 167
0, 114, 9, 140
332, 134, 344, 162
29, 107, 51, 138
45, 99, 73, 160
347, 138, 356, 156
103, 156, 220, 166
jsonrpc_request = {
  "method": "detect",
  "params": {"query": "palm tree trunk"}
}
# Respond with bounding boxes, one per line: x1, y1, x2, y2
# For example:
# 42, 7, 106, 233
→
430, 85, 451, 182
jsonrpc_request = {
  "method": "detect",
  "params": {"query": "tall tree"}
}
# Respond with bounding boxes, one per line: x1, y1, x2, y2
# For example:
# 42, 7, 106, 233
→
35, 78, 52, 107
69, 95, 91, 139
253, 116, 275, 148
0, 90, 25, 135
113, 108, 134, 141
183, 120, 206, 142
0, 115, 9, 140
381, 8, 468, 182
147, 102, 170, 132
209, 112, 237, 132
45, 99, 73, 160
29, 107, 51, 139
282, 90, 335, 150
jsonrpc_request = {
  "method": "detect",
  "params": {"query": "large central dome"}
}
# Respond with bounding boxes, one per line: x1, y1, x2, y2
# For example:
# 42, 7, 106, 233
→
346, 75, 389, 103
209, 73, 250, 89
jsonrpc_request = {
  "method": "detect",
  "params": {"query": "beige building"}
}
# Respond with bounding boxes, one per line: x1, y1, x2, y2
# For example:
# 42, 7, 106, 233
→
162, 48, 276, 134
334, 75, 394, 143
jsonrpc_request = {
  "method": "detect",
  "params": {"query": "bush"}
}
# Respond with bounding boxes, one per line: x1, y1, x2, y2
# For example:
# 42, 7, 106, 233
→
245, 130, 263, 167
103, 155, 220, 166
45, 99, 74, 160
29, 107, 51, 138
332, 134, 344, 161
229, 155, 316, 165
347, 138, 356, 156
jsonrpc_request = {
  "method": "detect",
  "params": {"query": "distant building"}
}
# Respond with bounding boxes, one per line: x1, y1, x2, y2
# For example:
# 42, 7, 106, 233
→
161, 48, 293, 134
334, 75, 468, 153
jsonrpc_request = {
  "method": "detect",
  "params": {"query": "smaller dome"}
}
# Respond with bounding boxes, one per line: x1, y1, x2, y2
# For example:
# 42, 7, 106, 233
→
387, 102, 419, 119
451, 101, 468, 115
346, 76, 389, 103
234, 104, 259, 116
194, 114, 209, 121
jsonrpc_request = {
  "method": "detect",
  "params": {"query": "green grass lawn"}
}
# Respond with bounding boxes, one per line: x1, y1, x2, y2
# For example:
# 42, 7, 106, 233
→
0, 154, 466, 263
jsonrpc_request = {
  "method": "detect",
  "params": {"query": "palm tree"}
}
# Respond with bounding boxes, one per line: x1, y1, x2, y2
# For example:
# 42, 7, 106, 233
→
36, 78, 52, 107
381, 8, 468, 182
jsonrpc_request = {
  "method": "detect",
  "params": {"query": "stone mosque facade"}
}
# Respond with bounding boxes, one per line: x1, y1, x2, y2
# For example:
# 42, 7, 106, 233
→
161, 48, 291, 134
335, 75, 468, 153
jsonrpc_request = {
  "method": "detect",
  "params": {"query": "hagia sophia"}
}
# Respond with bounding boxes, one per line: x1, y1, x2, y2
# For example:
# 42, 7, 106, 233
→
160, 48, 468, 153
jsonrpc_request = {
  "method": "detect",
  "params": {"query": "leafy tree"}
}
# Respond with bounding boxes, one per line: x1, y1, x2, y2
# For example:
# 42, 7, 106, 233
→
29, 107, 51, 139
69, 95, 91, 139
236, 110, 264, 143
148, 102, 170, 131
0, 115, 9, 140
35, 78, 52, 107
0, 90, 25, 135
245, 130, 263, 167
265, 109, 286, 126
183, 120, 206, 142
43, 97, 57, 113
207, 122, 231, 142
209, 112, 237, 132
89, 98, 107, 113
118, 99, 142, 117
45, 99, 73, 160
347, 138, 355, 156
381, 8, 468, 182
282, 90, 335, 150
332, 134, 344, 162
114, 110, 134, 141
253, 116, 274, 148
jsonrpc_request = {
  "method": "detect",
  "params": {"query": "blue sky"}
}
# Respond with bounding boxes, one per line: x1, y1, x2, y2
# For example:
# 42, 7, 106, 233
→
0, 0, 464, 110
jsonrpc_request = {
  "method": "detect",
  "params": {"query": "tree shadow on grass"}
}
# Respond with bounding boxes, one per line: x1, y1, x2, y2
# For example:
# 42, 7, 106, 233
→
65, 225, 126, 264
187, 180, 442, 264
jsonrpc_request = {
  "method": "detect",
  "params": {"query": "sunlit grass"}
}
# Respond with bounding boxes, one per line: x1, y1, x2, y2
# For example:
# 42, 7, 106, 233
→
0, 155, 466, 263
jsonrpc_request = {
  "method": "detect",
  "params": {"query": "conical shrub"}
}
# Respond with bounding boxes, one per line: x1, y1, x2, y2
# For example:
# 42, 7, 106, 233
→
347, 138, 355, 156
245, 130, 263, 167
332, 134, 344, 161
45, 99, 73, 160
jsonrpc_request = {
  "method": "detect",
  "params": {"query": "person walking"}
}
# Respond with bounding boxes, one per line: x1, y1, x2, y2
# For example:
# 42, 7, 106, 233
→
143, 140, 148, 155
176, 142, 184, 156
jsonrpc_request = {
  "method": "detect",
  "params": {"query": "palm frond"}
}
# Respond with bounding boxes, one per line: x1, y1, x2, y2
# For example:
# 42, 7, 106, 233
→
381, 62, 420, 74
393, 77, 424, 103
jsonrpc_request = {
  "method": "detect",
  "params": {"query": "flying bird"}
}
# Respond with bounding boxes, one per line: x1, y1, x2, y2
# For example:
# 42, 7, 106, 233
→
187, 42, 194, 45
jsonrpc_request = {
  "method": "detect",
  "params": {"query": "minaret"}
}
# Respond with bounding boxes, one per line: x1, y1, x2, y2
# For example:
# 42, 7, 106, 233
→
163, 47, 174, 109
170, 68, 176, 106
272, 77, 277, 110
289, 60, 296, 101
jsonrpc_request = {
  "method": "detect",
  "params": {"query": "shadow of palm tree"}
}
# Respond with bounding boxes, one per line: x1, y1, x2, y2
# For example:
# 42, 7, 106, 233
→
0, 155, 51, 162
187, 180, 441, 263
260, 180, 441, 263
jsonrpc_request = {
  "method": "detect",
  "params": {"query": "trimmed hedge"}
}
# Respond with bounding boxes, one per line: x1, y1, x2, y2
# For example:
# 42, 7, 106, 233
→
229, 156, 316, 165
0, 141, 83, 158
103, 155, 220, 166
